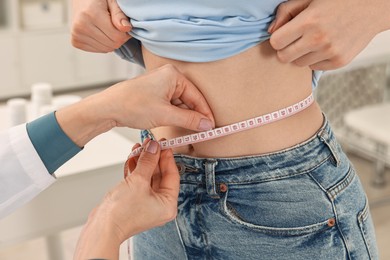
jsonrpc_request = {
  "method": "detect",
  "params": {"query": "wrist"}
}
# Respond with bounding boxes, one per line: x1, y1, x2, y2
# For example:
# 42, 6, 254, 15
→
85, 223, 121, 259
56, 94, 116, 147
74, 209, 122, 260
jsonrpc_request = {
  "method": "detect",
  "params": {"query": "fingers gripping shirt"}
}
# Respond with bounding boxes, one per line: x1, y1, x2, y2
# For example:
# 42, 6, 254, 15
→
115, 0, 323, 88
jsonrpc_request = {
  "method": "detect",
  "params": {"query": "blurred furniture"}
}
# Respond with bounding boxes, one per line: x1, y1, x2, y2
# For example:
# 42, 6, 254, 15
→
0, 0, 143, 99
315, 63, 389, 171
315, 31, 390, 186
344, 104, 390, 186
0, 104, 138, 259
316, 63, 387, 129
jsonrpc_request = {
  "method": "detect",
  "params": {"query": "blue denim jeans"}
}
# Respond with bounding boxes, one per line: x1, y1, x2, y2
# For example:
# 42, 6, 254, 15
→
135, 118, 378, 259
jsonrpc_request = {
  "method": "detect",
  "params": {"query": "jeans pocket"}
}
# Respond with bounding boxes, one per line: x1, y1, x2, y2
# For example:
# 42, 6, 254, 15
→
358, 198, 379, 260
219, 174, 336, 236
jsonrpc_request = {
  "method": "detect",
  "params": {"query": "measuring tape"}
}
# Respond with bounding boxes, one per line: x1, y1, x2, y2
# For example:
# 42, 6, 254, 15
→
127, 93, 314, 159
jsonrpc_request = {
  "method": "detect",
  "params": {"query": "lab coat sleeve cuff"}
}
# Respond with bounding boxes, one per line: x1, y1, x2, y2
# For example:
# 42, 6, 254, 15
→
26, 112, 82, 174
0, 124, 56, 219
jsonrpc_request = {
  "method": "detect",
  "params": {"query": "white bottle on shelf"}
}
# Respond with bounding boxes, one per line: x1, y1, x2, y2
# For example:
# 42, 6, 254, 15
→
6, 98, 27, 127
31, 82, 53, 119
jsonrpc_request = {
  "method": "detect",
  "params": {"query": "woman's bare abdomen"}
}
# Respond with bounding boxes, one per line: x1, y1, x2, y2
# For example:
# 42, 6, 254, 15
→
142, 41, 324, 157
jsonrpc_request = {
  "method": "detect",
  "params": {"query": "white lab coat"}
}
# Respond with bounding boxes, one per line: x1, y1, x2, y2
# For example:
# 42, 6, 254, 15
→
0, 124, 55, 219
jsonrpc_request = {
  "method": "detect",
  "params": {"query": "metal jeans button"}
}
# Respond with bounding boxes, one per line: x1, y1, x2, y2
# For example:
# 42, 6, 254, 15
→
220, 183, 228, 193
176, 163, 186, 175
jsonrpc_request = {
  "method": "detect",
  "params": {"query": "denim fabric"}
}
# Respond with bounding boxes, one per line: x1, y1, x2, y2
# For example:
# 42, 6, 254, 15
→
135, 118, 378, 260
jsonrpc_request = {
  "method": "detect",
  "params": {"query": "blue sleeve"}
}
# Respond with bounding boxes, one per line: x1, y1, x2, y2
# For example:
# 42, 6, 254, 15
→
26, 112, 82, 174
115, 38, 145, 67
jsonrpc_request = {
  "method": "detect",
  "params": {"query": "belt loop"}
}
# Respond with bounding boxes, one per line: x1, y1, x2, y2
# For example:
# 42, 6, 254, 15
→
317, 126, 341, 167
204, 159, 219, 198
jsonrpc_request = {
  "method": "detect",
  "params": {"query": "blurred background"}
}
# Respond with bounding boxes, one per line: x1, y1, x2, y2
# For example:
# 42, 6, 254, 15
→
0, 0, 389, 259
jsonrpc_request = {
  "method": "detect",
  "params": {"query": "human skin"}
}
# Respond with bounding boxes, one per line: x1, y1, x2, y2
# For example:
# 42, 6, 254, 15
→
70, 0, 390, 155
56, 66, 210, 259
68, 1, 390, 258
71, 1, 321, 157
71, 0, 131, 52
139, 0, 390, 156
269, 0, 390, 70
56, 65, 215, 147
73, 139, 180, 260
71, 0, 390, 70
143, 41, 324, 157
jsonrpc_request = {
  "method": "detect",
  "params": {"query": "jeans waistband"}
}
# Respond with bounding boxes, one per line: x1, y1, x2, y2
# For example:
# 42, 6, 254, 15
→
174, 116, 342, 184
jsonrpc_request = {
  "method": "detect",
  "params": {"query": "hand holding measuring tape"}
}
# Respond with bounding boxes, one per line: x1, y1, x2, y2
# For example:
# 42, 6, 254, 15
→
75, 139, 179, 259
125, 93, 314, 160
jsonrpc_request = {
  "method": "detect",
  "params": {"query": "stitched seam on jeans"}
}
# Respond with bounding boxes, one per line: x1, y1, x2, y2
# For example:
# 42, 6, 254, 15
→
331, 202, 352, 259
307, 172, 328, 194
180, 181, 201, 185
223, 155, 330, 185
195, 192, 210, 257
174, 218, 189, 260
198, 199, 211, 258
318, 134, 341, 167
174, 138, 319, 161
358, 197, 370, 222
327, 166, 356, 200
178, 155, 330, 185
173, 123, 326, 162
358, 196, 374, 260
221, 190, 331, 236
306, 157, 335, 194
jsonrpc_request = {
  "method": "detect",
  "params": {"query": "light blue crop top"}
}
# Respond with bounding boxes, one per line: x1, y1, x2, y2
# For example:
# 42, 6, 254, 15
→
115, 0, 323, 88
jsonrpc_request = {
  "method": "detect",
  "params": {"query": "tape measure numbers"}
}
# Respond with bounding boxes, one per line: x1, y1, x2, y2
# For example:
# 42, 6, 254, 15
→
127, 93, 314, 159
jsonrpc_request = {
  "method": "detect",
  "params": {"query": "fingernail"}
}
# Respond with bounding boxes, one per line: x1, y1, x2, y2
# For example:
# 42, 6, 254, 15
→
145, 140, 158, 154
121, 19, 131, 27
198, 118, 213, 131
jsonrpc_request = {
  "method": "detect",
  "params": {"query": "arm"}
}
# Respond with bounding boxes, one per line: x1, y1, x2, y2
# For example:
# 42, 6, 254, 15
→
0, 65, 213, 219
74, 139, 180, 260
31, 64, 214, 173
269, 0, 390, 70
56, 64, 215, 148
0, 125, 55, 219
